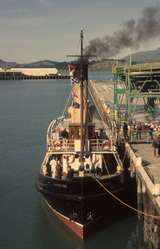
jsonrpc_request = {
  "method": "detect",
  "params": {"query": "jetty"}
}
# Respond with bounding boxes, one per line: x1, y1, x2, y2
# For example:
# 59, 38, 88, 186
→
89, 62, 160, 249
0, 67, 70, 80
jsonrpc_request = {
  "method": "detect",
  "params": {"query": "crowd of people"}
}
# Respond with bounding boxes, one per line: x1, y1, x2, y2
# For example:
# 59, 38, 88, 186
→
45, 157, 103, 180
122, 121, 160, 157
122, 121, 160, 142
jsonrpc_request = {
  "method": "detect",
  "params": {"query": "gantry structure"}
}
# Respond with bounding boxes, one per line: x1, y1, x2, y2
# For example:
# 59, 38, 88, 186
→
113, 62, 160, 122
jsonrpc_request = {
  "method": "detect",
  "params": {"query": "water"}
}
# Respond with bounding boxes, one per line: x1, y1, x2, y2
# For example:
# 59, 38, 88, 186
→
0, 76, 143, 249
88, 70, 113, 80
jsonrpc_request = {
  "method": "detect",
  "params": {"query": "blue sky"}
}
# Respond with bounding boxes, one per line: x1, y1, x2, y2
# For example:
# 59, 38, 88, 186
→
0, 0, 159, 62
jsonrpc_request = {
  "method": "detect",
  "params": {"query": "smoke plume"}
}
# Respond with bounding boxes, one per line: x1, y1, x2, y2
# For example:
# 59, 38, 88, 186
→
85, 4, 160, 58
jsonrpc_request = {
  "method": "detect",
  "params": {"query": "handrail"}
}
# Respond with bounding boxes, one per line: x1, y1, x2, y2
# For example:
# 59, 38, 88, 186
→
46, 116, 65, 148
47, 119, 56, 146
47, 138, 114, 152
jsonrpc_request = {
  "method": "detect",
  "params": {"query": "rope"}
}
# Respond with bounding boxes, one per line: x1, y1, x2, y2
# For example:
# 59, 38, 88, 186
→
88, 82, 124, 170
95, 177, 160, 221
88, 82, 111, 135
86, 84, 123, 174
83, 86, 116, 174
122, 146, 127, 163
87, 83, 160, 221
73, 79, 160, 221
82, 88, 112, 174
61, 91, 72, 117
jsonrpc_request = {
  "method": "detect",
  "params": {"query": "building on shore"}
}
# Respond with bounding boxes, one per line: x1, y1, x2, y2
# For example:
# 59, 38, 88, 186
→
0, 67, 58, 80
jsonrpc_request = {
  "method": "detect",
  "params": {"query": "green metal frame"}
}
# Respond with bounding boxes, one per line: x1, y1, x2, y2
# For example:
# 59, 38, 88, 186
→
113, 62, 160, 122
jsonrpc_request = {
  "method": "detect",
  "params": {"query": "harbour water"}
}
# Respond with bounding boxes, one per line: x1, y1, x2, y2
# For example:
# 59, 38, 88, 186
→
0, 73, 145, 249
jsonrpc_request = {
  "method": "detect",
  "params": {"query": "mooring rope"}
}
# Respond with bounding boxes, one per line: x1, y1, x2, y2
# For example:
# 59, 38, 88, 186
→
95, 177, 160, 221
61, 90, 72, 117
84, 81, 160, 221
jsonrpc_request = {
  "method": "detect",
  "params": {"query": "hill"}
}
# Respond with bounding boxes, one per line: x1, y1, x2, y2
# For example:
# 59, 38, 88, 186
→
124, 48, 160, 63
0, 59, 67, 70
1, 48, 160, 71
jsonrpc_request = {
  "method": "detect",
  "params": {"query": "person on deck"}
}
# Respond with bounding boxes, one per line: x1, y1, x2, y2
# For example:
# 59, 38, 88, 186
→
149, 123, 154, 140
67, 166, 74, 179
136, 123, 142, 140
123, 122, 128, 140
90, 164, 96, 175
60, 128, 69, 139
79, 164, 84, 177
152, 136, 159, 157
55, 161, 63, 179
46, 163, 52, 177
85, 164, 90, 174
50, 158, 56, 178
157, 135, 160, 156
95, 165, 102, 177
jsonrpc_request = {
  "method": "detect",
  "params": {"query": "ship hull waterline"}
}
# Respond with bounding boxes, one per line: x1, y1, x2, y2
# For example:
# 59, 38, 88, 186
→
37, 174, 130, 240
44, 198, 88, 239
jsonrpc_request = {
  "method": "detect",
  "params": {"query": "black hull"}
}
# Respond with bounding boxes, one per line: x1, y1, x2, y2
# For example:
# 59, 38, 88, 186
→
37, 174, 134, 239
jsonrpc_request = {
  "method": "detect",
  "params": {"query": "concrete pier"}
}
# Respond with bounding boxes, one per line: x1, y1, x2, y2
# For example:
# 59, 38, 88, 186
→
89, 80, 160, 249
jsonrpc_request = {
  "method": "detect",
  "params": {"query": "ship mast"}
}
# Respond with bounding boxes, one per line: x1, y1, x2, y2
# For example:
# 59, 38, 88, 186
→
80, 30, 84, 165
68, 30, 90, 165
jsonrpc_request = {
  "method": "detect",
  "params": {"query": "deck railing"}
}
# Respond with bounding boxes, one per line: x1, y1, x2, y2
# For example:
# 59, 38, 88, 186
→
47, 138, 114, 152
122, 130, 154, 144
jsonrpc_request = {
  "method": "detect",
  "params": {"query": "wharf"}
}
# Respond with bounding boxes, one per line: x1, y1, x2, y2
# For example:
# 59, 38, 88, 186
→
0, 75, 70, 80
89, 79, 160, 248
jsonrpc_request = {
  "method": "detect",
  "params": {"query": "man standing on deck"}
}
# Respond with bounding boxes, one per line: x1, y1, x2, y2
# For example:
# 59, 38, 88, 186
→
152, 136, 159, 157
157, 135, 160, 156
123, 122, 128, 140
55, 161, 63, 179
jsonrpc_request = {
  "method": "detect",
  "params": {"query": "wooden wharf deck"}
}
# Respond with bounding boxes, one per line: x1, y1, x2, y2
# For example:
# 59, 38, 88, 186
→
89, 79, 160, 248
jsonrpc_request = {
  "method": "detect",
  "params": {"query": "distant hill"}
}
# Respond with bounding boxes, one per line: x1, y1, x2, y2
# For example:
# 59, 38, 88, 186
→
0, 59, 68, 70
124, 48, 160, 63
89, 60, 115, 70
89, 48, 160, 69
1, 48, 160, 70
0, 59, 17, 68
20, 60, 68, 69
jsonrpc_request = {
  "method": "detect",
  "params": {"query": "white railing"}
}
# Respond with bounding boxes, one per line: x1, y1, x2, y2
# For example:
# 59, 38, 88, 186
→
48, 139, 74, 152
47, 138, 114, 152
90, 139, 113, 151
46, 116, 65, 149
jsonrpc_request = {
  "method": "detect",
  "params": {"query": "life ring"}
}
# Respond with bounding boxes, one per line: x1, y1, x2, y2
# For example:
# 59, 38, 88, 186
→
53, 141, 61, 149
102, 140, 109, 149
103, 139, 112, 149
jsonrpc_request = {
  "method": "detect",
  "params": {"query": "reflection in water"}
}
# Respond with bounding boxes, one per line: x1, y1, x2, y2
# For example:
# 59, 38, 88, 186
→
36, 199, 83, 249
36, 198, 144, 249
126, 219, 151, 249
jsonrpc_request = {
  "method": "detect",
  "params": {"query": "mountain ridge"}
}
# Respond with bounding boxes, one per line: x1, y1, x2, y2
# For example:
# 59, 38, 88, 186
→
1, 48, 160, 70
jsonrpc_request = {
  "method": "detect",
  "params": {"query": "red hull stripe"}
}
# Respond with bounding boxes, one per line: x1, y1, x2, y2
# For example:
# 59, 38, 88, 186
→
44, 200, 84, 239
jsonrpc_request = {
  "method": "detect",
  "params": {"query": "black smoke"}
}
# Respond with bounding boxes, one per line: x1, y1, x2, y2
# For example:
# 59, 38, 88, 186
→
85, 4, 160, 58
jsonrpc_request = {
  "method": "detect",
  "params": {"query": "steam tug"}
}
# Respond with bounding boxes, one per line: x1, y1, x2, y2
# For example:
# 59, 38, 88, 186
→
37, 31, 126, 239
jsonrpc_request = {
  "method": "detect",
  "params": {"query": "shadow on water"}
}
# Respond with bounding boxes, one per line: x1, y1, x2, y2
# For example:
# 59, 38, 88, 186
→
35, 198, 146, 249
